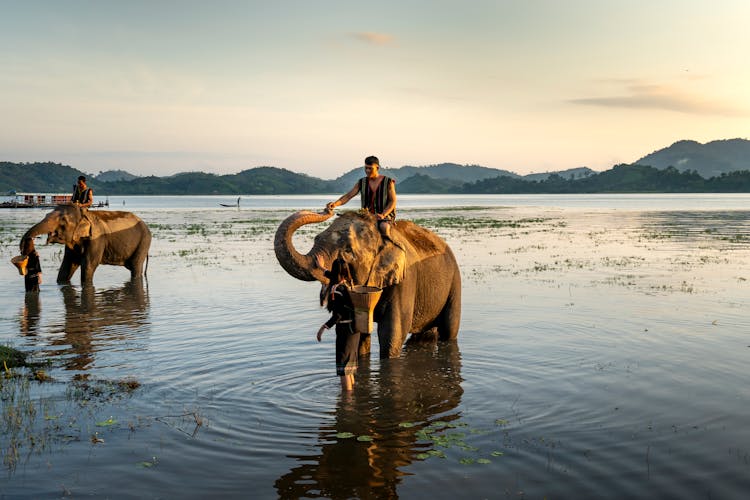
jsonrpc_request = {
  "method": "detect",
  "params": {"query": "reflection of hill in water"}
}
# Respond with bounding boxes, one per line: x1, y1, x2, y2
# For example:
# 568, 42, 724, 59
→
51, 279, 151, 370
275, 342, 463, 499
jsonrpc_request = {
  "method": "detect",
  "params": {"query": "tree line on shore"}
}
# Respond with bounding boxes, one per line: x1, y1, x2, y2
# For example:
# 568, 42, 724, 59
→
4, 161, 750, 195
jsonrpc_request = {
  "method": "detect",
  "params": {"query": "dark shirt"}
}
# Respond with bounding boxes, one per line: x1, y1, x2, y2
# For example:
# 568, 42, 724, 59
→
324, 285, 355, 329
72, 186, 92, 205
359, 176, 395, 219
25, 251, 41, 277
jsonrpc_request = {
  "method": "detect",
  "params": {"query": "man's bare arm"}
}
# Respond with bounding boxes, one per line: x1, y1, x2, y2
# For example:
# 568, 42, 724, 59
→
326, 183, 360, 211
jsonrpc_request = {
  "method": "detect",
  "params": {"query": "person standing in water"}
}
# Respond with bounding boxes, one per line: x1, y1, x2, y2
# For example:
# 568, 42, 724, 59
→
325, 155, 397, 240
316, 256, 359, 391
21, 237, 42, 292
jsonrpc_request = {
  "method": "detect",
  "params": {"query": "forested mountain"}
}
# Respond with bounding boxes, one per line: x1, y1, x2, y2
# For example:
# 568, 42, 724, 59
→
2, 138, 750, 195
636, 138, 750, 178
94, 170, 139, 182
522, 167, 595, 182
332, 163, 518, 191
0, 162, 88, 192
98, 167, 336, 195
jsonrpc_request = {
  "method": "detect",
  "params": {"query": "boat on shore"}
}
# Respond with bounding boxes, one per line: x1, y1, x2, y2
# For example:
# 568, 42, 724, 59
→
1, 192, 109, 209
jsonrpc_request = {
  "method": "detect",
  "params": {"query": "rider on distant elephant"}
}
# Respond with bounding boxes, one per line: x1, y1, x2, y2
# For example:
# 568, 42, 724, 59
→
325, 156, 397, 240
71, 175, 94, 208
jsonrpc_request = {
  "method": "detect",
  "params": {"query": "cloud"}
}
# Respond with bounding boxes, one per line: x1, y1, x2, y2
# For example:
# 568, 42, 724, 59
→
350, 32, 394, 46
570, 81, 746, 116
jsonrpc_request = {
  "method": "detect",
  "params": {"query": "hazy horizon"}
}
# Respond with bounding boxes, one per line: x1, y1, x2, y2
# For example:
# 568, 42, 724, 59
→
2, 1, 748, 178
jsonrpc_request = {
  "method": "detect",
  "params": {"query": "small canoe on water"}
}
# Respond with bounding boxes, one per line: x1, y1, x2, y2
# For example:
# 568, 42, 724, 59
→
219, 197, 241, 208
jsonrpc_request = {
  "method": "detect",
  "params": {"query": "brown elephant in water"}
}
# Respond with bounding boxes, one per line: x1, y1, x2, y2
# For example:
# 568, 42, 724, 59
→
274, 209, 461, 358
21, 205, 151, 285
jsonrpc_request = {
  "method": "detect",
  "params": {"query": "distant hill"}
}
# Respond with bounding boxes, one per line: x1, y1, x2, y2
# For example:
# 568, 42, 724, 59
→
635, 138, 750, 178
94, 170, 139, 182
523, 167, 595, 182
332, 163, 518, 191
398, 174, 463, 194
5, 139, 750, 195
98, 166, 336, 195
0, 162, 88, 193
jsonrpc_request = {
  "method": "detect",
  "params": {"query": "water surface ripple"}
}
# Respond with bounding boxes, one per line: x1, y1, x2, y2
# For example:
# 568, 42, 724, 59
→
1, 195, 749, 499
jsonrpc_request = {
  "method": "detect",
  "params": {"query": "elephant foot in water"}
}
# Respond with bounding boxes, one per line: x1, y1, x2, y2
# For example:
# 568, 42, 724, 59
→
406, 327, 439, 344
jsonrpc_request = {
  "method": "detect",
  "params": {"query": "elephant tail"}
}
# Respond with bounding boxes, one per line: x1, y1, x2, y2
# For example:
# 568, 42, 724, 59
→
145, 253, 149, 277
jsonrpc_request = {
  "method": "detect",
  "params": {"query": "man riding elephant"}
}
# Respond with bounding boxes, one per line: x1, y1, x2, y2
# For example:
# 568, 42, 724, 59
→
326, 155, 397, 240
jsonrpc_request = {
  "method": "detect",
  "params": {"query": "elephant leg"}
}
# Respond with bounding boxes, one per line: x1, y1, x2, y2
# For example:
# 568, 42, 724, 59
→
377, 289, 414, 359
80, 260, 98, 285
80, 244, 103, 285
437, 274, 462, 341
57, 247, 79, 283
127, 234, 151, 277
357, 334, 371, 358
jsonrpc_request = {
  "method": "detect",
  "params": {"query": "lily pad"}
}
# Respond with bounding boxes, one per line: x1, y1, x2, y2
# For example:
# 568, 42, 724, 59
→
477, 458, 491, 464
356, 435, 373, 442
96, 417, 117, 427
491, 451, 504, 457
336, 432, 355, 439
399, 422, 416, 428
136, 461, 155, 468
416, 453, 431, 460
459, 458, 475, 465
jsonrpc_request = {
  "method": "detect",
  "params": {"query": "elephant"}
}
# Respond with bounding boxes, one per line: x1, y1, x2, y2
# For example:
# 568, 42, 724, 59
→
274, 209, 461, 358
21, 205, 152, 285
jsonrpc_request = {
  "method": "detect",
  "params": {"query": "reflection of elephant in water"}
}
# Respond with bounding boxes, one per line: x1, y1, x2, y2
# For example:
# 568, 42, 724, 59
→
275, 342, 463, 498
275, 210, 461, 358
21, 205, 151, 284
54, 279, 150, 370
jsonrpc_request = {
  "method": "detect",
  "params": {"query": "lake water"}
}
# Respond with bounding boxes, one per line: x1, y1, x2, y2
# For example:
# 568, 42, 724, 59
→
1, 194, 749, 499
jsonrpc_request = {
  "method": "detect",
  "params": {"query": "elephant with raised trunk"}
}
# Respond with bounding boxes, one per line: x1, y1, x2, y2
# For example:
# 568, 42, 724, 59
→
21, 205, 151, 285
275, 209, 461, 358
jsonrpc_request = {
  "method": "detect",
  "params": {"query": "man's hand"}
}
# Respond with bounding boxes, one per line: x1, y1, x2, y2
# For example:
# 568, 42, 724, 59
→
316, 324, 328, 342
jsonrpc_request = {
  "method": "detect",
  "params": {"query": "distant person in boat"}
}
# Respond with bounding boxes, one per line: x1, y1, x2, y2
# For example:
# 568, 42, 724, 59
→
325, 155, 397, 240
316, 256, 360, 391
71, 175, 93, 208
21, 237, 42, 292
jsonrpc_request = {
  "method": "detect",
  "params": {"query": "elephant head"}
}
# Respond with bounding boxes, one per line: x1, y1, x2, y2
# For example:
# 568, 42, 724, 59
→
21, 205, 89, 249
274, 210, 405, 289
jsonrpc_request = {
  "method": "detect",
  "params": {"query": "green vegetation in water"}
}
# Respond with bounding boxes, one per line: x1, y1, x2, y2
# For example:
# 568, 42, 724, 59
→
1, 345, 27, 369
412, 216, 551, 230
1, 366, 144, 471
407, 420, 504, 465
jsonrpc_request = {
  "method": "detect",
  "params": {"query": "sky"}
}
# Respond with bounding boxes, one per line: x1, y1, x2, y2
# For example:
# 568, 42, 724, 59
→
1, 0, 748, 179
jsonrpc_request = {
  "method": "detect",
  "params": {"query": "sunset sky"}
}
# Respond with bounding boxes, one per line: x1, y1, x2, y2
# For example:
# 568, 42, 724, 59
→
1, 1, 748, 179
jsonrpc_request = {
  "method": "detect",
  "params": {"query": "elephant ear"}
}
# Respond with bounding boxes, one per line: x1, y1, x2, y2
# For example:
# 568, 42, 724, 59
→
369, 242, 405, 288
73, 216, 93, 241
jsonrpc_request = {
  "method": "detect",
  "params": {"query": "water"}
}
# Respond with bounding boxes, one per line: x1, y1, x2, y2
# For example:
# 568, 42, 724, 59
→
1, 194, 749, 498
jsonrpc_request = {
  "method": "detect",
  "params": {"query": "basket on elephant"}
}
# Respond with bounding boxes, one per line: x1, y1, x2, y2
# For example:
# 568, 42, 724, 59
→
11, 255, 28, 276
349, 285, 382, 334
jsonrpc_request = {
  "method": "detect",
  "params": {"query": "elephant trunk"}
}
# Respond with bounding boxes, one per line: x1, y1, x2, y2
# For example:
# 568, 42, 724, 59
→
21, 218, 54, 251
274, 210, 333, 282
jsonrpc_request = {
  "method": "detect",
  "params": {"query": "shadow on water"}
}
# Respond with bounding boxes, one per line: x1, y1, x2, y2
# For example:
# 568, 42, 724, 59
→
275, 341, 463, 499
47, 278, 151, 370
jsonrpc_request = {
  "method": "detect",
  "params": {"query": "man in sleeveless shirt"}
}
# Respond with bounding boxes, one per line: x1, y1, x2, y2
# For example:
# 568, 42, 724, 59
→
71, 175, 94, 208
326, 156, 397, 240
